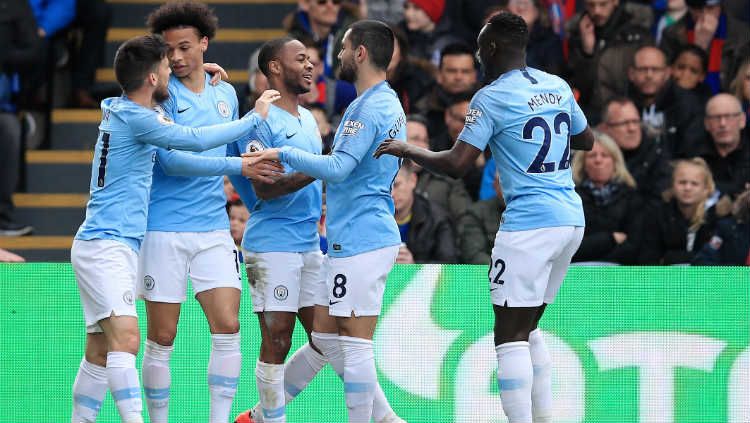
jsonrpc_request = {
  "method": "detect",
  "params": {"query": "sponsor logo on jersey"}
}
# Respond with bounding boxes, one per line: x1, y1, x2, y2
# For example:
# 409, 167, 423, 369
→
342, 120, 364, 136
465, 108, 482, 125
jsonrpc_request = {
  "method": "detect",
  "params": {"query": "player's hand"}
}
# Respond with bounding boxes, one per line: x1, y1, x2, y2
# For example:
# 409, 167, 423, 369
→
203, 62, 229, 85
396, 244, 414, 264
374, 139, 410, 159
241, 156, 284, 184
579, 14, 596, 55
242, 147, 281, 162
612, 232, 627, 244
254, 90, 282, 119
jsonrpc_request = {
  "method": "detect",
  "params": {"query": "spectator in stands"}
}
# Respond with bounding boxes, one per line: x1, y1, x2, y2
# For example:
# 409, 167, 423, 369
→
660, 0, 750, 94
387, 26, 436, 115
284, 0, 358, 78
306, 103, 334, 154
567, 0, 651, 123
654, 0, 687, 44
458, 171, 505, 264
639, 158, 718, 264
698, 93, 750, 199
392, 164, 457, 264
506, 0, 565, 75
69, 0, 112, 107
29, 0, 75, 39
405, 114, 472, 224
430, 93, 485, 199
626, 45, 704, 158
670, 44, 711, 104
241, 48, 269, 115
729, 58, 750, 125
571, 131, 645, 264
399, 0, 462, 65
224, 176, 239, 203
0, 247, 24, 262
414, 42, 477, 137
600, 97, 671, 205
0, 0, 39, 237
361, 0, 404, 24
693, 187, 750, 265
228, 200, 249, 251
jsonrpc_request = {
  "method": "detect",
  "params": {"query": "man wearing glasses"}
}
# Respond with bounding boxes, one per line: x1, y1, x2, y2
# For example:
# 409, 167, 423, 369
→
699, 93, 750, 199
626, 45, 704, 158
600, 97, 671, 205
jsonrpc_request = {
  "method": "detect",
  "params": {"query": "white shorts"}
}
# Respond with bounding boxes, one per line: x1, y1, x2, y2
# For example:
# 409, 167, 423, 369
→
136, 230, 242, 303
244, 250, 325, 313
489, 226, 584, 307
325, 245, 399, 317
71, 239, 139, 333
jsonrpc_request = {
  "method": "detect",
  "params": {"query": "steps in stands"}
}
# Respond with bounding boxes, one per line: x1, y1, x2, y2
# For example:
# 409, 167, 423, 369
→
10, 0, 297, 261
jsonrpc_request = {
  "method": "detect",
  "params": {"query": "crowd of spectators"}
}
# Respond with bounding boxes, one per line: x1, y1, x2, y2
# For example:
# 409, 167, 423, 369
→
1, 0, 748, 265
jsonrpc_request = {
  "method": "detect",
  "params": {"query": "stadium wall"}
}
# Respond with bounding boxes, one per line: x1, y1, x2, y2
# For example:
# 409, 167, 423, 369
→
0, 264, 747, 422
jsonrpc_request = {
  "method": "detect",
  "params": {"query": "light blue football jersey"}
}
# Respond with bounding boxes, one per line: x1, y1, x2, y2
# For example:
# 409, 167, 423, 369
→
230, 104, 323, 253
281, 81, 405, 258
74, 95, 262, 251
147, 74, 241, 232
458, 67, 587, 231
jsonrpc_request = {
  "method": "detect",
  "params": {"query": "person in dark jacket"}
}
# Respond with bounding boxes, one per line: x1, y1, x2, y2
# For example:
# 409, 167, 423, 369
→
571, 131, 645, 264
387, 27, 437, 115
392, 164, 458, 263
693, 187, 750, 265
640, 158, 719, 264
567, 0, 651, 123
626, 45, 705, 158
458, 171, 505, 264
600, 97, 672, 206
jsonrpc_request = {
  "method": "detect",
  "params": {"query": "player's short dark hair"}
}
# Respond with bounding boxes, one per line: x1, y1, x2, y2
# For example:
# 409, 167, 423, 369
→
113, 34, 168, 93
406, 114, 429, 128
147, 1, 219, 40
485, 12, 528, 50
347, 20, 394, 71
257, 36, 297, 78
674, 44, 709, 73
439, 42, 476, 69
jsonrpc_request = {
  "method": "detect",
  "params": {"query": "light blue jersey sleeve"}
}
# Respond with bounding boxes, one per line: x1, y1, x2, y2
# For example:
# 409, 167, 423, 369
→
156, 149, 243, 176
128, 107, 261, 152
278, 147, 358, 183
227, 141, 258, 208
457, 90, 495, 152
570, 94, 587, 135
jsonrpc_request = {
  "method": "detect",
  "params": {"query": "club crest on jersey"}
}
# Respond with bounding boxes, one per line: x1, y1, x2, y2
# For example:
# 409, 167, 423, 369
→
245, 140, 265, 153
143, 275, 155, 291
274, 285, 288, 301
217, 101, 230, 118
154, 105, 174, 125
122, 290, 134, 305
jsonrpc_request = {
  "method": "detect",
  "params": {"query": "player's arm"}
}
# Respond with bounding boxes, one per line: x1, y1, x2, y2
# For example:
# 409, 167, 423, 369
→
156, 149, 284, 184
252, 173, 316, 200
375, 140, 482, 179
131, 90, 280, 152
570, 126, 594, 151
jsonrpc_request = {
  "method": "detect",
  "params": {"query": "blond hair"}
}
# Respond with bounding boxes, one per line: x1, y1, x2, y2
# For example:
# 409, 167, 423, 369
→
729, 58, 750, 101
672, 157, 716, 232
572, 130, 637, 188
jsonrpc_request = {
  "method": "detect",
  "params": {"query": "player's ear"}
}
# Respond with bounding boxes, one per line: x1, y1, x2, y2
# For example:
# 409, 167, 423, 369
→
147, 71, 158, 87
268, 58, 281, 76
200, 36, 208, 53
355, 45, 366, 64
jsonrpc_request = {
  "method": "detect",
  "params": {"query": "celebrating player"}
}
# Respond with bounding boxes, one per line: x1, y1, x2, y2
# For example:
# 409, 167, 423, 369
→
375, 12, 594, 423
69, 34, 279, 423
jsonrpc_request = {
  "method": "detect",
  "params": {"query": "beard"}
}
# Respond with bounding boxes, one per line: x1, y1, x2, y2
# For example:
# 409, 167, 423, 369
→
284, 72, 311, 95
153, 84, 170, 104
339, 59, 357, 83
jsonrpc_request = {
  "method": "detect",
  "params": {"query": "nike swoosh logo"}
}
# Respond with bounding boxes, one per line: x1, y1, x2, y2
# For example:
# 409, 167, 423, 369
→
286, 132, 296, 139
329, 300, 341, 305
177, 107, 191, 113
489, 288, 498, 292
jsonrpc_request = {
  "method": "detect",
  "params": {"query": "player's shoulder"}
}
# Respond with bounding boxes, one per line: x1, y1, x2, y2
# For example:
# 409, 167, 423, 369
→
213, 80, 238, 102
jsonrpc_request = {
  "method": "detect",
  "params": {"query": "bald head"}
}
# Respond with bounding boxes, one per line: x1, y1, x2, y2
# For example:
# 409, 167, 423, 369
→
704, 93, 745, 150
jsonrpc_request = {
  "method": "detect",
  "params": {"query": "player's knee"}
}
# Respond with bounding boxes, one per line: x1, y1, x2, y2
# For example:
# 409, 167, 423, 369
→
110, 329, 141, 354
210, 316, 240, 335
266, 326, 294, 355
148, 327, 177, 346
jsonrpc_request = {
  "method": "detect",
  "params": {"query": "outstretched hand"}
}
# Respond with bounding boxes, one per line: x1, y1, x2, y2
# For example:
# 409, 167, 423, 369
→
203, 63, 229, 85
253, 90, 281, 119
241, 155, 284, 184
242, 147, 282, 162
373, 139, 410, 159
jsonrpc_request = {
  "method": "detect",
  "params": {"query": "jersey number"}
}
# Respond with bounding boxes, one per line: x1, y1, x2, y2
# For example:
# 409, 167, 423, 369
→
489, 258, 506, 285
96, 132, 111, 187
523, 112, 571, 174
332, 274, 347, 298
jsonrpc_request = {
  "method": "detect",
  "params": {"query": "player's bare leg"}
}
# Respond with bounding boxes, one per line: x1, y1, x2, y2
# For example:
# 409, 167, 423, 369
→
72, 333, 109, 423
141, 302, 181, 423
99, 315, 144, 423
493, 305, 544, 423
197, 287, 242, 423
